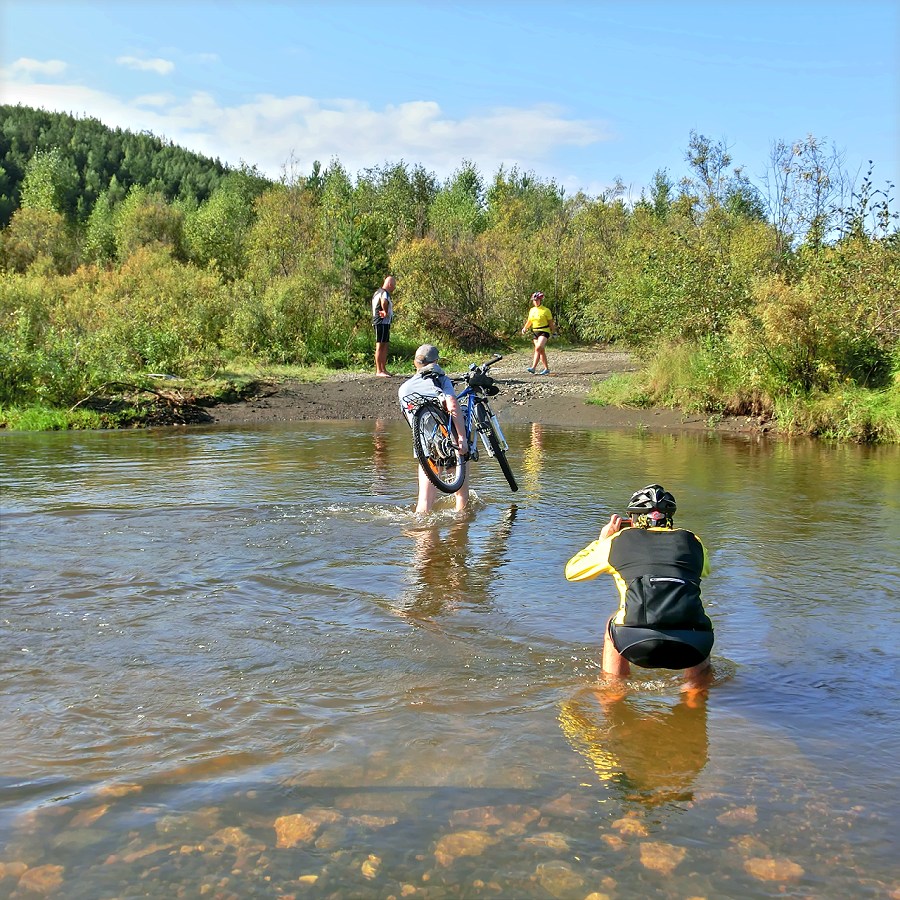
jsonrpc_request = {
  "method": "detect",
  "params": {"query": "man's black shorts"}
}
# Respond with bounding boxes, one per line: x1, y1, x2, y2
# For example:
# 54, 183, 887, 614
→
374, 322, 391, 343
609, 619, 713, 670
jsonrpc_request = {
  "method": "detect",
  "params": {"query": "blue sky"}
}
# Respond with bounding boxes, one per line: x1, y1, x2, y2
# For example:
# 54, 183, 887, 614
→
2, 0, 898, 200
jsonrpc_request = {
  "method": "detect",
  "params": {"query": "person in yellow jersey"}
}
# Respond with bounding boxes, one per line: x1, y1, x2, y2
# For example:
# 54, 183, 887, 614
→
565, 484, 714, 693
520, 290, 556, 375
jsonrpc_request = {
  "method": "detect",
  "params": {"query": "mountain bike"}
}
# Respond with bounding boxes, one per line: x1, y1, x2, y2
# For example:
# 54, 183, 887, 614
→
407, 354, 518, 494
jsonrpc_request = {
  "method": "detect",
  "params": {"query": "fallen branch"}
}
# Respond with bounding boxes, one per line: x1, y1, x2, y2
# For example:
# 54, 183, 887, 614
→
69, 381, 201, 413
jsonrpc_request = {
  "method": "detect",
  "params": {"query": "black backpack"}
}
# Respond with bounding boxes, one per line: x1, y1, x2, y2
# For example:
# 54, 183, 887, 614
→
622, 575, 711, 630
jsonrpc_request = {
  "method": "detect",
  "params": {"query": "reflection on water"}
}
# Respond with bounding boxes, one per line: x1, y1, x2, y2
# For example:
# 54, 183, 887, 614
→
395, 505, 517, 620
559, 667, 733, 810
560, 687, 708, 806
521, 422, 546, 494
370, 417, 391, 496
1, 422, 898, 898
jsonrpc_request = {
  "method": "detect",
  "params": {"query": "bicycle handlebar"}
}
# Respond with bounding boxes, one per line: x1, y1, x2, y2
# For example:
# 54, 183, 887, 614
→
451, 354, 503, 386
478, 353, 503, 371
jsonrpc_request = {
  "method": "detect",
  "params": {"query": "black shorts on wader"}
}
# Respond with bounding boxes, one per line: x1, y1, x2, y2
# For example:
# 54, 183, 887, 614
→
609, 619, 714, 669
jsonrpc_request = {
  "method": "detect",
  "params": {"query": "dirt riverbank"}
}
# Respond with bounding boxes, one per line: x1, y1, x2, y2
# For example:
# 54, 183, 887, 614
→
204, 346, 770, 436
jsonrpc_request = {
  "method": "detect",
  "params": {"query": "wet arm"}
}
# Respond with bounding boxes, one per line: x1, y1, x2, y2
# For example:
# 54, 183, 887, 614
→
444, 393, 468, 454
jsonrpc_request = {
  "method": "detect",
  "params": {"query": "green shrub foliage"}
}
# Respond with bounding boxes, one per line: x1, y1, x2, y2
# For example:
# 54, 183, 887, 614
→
0, 107, 897, 439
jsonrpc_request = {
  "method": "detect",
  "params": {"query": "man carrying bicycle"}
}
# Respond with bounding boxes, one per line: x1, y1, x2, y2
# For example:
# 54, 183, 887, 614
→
398, 344, 469, 514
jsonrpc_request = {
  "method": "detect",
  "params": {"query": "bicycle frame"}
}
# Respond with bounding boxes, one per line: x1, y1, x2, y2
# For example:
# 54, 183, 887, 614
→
452, 366, 510, 462
451, 356, 509, 461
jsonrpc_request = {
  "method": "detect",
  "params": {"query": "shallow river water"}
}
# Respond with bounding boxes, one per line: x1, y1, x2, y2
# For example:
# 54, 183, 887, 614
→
1, 420, 898, 899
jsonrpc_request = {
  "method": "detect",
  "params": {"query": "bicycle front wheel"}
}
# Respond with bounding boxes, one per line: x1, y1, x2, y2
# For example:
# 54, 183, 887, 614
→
413, 402, 467, 494
476, 403, 518, 492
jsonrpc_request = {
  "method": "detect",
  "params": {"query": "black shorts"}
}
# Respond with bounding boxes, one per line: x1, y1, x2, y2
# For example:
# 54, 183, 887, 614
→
374, 322, 391, 343
609, 619, 713, 670
532, 330, 551, 340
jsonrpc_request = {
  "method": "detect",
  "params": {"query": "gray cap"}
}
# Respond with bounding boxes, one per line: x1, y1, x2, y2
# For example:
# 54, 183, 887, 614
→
415, 344, 440, 364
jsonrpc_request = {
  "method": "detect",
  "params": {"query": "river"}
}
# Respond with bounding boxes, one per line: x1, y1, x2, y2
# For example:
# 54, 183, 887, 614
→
1, 421, 898, 898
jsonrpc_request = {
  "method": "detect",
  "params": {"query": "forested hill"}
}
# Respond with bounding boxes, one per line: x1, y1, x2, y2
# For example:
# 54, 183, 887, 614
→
0, 104, 252, 226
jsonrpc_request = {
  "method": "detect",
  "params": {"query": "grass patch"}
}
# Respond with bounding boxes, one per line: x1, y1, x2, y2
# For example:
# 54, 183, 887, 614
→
0, 404, 128, 430
774, 382, 900, 442
587, 343, 900, 443
589, 346, 735, 414
587, 373, 653, 408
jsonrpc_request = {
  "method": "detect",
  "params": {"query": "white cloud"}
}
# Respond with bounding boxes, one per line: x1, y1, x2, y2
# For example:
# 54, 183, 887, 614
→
172, 93, 610, 182
0, 76, 610, 187
134, 93, 176, 109
115, 56, 175, 75
5, 58, 67, 77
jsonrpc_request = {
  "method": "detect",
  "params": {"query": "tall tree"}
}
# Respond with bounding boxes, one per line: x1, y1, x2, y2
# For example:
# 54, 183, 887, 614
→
430, 160, 486, 242
762, 134, 848, 252
486, 165, 565, 233
20, 148, 77, 213
183, 168, 264, 280
83, 189, 116, 265
113, 186, 184, 260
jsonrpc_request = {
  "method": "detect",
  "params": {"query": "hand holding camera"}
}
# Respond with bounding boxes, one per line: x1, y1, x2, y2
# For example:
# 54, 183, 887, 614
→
601, 514, 631, 539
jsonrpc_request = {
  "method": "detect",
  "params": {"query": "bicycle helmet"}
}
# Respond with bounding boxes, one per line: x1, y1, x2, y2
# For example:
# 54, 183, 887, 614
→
627, 484, 676, 527
531, 291, 544, 301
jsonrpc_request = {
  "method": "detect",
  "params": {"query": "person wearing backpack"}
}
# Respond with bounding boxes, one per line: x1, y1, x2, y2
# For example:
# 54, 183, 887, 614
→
565, 484, 714, 692
372, 275, 396, 377
397, 344, 469, 514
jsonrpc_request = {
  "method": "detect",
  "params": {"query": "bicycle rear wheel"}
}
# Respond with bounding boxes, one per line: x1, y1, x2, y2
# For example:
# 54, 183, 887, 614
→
476, 403, 518, 492
413, 402, 466, 494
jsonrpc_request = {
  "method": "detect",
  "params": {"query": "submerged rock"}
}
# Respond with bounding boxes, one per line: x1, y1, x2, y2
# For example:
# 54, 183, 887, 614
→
534, 860, 585, 898
433, 830, 499, 867
611, 815, 649, 837
70, 805, 110, 828
522, 832, 571, 852
360, 854, 381, 879
744, 856, 805, 881
96, 783, 142, 799
639, 841, 687, 875
274, 814, 320, 849
16, 864, 65, 895
716, 804, 758, 825
0, 862, 28, 881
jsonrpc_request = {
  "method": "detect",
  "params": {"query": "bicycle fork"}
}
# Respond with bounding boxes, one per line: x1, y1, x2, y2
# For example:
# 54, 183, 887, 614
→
473, 402, 509, 455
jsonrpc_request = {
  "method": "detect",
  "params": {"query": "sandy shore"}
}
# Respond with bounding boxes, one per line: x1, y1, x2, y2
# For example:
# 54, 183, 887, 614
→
206, 346, 769, 436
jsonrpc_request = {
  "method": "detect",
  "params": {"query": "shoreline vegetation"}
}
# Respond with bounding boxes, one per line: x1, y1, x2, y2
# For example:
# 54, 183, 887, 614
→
1, 106, 897, 442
